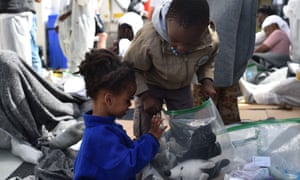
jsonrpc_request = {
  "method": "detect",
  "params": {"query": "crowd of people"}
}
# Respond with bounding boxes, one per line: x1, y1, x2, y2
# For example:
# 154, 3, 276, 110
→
0, 0, 298, 179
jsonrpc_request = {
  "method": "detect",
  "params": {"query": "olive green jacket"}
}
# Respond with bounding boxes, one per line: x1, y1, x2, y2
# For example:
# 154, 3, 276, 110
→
123, 22, 219, 96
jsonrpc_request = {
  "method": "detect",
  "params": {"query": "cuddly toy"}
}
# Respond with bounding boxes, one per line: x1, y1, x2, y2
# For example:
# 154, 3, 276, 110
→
179, 124, 221, 161
164, 159, 230, 180
164, 159, 213, 180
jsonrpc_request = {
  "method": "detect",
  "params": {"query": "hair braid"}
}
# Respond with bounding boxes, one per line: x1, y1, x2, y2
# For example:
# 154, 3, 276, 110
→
77, 49, 135, 99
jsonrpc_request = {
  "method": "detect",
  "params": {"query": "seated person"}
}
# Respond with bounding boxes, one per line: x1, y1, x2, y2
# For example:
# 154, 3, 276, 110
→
255, 5, 277, 47
253, 15, 291, 69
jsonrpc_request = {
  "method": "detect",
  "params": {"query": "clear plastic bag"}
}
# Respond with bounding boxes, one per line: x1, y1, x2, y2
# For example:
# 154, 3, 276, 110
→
227, 119, 300, 179
142, 98, 234, 180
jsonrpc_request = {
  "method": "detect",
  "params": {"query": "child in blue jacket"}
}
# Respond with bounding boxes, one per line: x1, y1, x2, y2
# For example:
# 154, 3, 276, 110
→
73, 49, 166, 179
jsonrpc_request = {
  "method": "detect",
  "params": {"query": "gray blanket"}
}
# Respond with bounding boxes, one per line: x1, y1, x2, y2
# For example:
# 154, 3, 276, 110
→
0, 50, 88, 179
0, 50, 84, 145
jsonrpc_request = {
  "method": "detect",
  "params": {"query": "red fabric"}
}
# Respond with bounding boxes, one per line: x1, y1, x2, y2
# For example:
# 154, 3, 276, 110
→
144, 0, 151, 18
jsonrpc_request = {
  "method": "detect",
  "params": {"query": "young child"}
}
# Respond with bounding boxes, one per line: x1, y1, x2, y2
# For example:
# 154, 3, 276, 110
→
123, 0, 219, 137
73, 49, 166, 179
111, 12, 144, 57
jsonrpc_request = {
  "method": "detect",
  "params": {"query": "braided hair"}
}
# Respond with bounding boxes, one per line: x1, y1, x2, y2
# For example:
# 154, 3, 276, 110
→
77, 49, 135, 99
166, 0, 209, 28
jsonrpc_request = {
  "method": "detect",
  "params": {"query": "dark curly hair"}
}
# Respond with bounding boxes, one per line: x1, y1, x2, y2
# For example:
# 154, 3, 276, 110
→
77, 49, 135, 99
166, 0, 209, 28
257, 4, 277, 16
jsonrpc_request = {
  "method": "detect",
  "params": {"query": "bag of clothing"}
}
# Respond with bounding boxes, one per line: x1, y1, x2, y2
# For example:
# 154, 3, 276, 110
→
142, 98, 234, 180
227, 118, 300, 179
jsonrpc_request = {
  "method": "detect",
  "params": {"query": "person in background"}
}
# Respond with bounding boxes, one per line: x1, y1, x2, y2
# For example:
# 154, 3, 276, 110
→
94, 0, 107, 49
123, 0, 219, 137
56, 0, 97, 73
257, 4, 277, 29
256, 4, 278, 47
255, 14, 291, 55
253, 15, 291, 69
196, 0, 257, 124
111, 12, 144, 57
0, 0, 41, 70
73, 49, 166, 179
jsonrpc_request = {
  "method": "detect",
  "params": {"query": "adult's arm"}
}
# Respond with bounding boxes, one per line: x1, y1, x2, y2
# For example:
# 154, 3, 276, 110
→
254, 43, 270, 53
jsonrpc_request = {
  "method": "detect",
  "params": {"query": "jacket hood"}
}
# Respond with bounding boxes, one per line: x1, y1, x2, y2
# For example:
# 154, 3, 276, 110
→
152, 0, 171, 42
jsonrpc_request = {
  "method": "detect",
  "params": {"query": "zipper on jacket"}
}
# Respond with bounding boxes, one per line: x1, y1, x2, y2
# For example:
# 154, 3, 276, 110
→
181, 55, 189, 87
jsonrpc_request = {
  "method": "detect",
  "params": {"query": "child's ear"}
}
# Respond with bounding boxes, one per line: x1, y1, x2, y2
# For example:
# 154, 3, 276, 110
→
104, 93, 113, 106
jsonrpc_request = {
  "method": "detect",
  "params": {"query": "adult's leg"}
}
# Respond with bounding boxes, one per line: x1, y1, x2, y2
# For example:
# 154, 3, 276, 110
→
193, 83, 241, 124
69, 0, 96, 72
192, 83, 204, 106
30, 14, 42, 74
213, 83, 241, 125
0, 12, 32, 66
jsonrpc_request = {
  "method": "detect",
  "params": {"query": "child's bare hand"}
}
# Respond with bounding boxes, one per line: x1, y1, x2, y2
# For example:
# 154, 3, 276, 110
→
148, 115, 167, 140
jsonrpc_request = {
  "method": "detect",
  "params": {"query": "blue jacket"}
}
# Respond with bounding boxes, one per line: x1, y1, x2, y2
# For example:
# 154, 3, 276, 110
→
74, 112, 160, 180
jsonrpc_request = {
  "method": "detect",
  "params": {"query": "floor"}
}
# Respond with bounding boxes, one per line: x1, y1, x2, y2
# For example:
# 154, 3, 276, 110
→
238, 99, 300, 121
0, 100, 299, 179
0, 150, 23, 180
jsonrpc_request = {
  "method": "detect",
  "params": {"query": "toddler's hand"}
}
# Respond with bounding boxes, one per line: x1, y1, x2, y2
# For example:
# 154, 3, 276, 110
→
148, 115, 167, 140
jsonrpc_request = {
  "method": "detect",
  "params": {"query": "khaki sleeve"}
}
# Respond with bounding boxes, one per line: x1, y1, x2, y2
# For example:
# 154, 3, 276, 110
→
197, 27, 219, 82
123, 31, 152, 96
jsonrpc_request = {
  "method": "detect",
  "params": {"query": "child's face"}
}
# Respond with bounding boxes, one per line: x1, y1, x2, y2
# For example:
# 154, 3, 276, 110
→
118, 24, 134, 41
167, 19, 207, 54
109, 82, 136, 118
